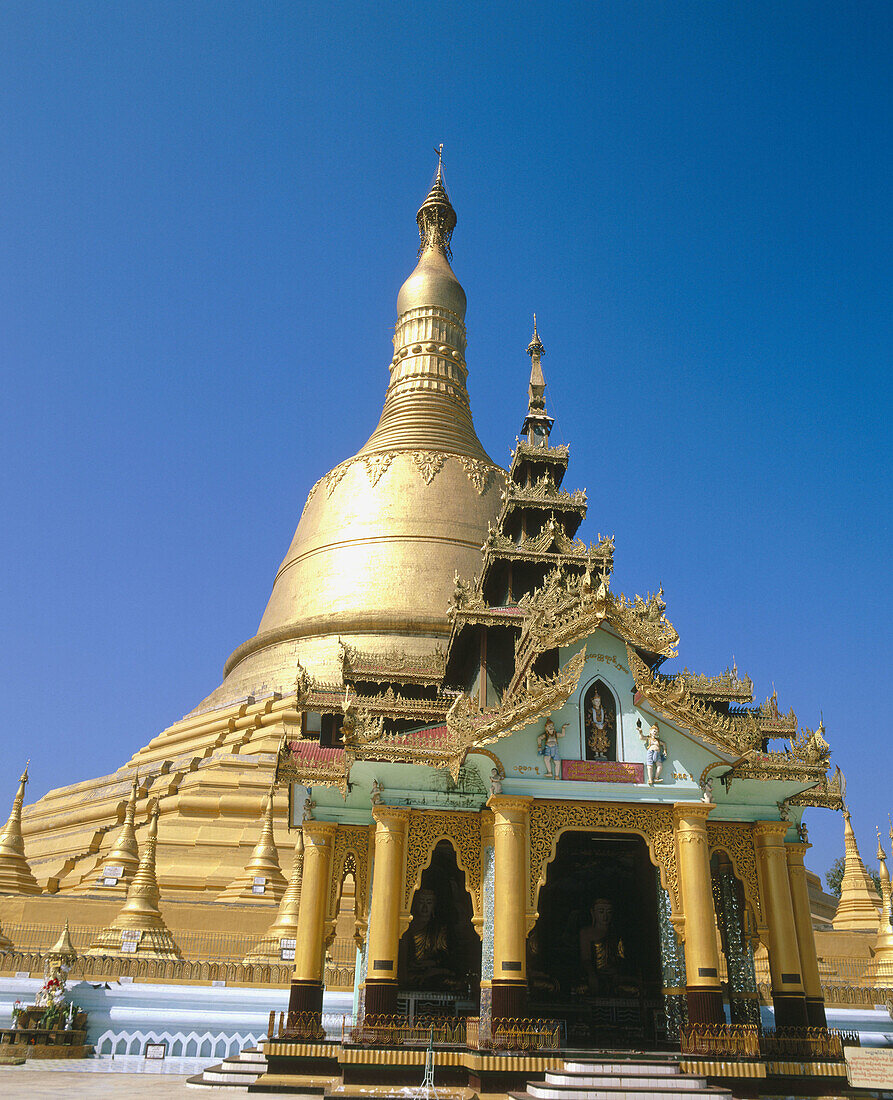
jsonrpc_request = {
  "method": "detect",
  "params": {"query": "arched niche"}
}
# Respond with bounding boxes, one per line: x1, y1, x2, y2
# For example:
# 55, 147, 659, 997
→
580, 677, 619, 761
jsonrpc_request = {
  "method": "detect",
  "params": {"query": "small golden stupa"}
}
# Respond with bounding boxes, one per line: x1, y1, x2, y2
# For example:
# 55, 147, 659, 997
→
242, 830, 304, 964
832, 806, 882, 932
85, 802, 182, 960
216, 786, 287, 903
0, 763, 41, 895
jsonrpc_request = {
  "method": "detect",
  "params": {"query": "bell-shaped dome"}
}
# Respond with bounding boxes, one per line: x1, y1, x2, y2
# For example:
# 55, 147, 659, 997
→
193, 164, 502, 711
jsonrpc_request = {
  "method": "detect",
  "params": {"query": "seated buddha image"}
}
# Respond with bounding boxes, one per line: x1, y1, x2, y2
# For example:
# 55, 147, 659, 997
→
399, 887, 464, 991
575, 898, 639, 997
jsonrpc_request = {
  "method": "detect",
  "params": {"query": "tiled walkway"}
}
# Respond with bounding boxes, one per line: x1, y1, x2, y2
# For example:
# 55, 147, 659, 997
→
0, 1056, 213, 1098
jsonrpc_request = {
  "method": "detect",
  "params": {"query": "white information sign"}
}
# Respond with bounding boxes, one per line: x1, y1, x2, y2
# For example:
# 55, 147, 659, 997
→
104, 865, 124, 878
211, 980, 226, 987
280, 938, 296, 961
846, 1047, 893, 1090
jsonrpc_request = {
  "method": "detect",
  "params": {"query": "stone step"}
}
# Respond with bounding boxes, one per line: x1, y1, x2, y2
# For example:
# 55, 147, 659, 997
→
545, 1073, 705, 1089
514, 1087, 734, 1100
185, 1072, 250, 1091
562, 1061, 681, 1075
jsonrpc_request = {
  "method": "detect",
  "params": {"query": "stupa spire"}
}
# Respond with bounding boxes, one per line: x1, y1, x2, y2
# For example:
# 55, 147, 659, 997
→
243, 829, 304, 963
359, 153, 494, 460
217, 785, 287, 903
832, 806, 882, 931
86, 801, 182, 960
0, 762, 41, 895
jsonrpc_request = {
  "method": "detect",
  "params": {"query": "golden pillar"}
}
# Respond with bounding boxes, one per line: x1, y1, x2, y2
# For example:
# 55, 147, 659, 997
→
754, 821, 808, 1028
786, 841, 827, 1027
673, 804, 724, 1025
288, 819, 337, 1019
489, 795, 532, 1019
363, 805, 411, 1017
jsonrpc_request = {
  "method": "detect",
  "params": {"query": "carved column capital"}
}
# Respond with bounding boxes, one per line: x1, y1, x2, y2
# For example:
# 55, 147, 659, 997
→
672, 802, 714, 828
302, 819, 338, 845
486, 795, 534, 821
371, 805, 412, 834
753, 820, 790, 843
785, 842, 810, 866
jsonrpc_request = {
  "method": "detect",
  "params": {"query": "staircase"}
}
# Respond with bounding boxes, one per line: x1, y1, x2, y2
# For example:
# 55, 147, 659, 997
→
186, 1046, 269, 1090
511, 1057, 735, 1100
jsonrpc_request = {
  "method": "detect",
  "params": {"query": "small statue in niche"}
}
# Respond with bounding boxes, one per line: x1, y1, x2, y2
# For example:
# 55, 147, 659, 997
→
587, 689, 610, 757
701, 777, 714, 803
798, 821, 809, 844
302, 796, 316, 822
584, 681, 616, 760
370, 779, 383, 805
637, 719, 667, 785
489, 768, 504, 796
537, 717, 568, 780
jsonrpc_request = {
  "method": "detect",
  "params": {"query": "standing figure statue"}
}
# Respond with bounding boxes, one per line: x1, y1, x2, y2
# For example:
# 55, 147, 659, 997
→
489, 767, 504, 796
637, 719, 666, 786
302, 795, 316, 822
370, 779, 383, 805
537, 717, 568, 780
587, 689, 610, 757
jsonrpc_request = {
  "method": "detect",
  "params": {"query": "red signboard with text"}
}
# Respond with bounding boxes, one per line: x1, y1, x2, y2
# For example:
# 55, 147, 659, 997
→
561, 759, 644, 784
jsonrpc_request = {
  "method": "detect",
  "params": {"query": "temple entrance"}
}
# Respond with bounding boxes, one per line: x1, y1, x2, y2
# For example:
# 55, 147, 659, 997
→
398, 839, 481, 1018
527, 831, 662, 1048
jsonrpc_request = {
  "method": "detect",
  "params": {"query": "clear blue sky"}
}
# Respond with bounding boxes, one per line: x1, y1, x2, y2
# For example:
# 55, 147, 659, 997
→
1, 1, 890, 883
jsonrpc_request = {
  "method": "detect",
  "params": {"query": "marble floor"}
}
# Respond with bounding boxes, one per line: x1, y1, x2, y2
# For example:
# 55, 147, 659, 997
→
0, 1056, 213, 1097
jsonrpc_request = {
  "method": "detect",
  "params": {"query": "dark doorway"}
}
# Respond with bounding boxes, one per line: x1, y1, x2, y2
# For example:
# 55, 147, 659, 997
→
527, 831, 662, 1047
398, 840, 480, 1014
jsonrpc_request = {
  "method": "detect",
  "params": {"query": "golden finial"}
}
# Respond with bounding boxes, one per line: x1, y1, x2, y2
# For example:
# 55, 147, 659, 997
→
416, 149, 456, 260
878, 826, 886, 863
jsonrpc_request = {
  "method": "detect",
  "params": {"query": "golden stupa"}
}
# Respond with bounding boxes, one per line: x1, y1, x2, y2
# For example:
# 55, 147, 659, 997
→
16, 158, 504, 901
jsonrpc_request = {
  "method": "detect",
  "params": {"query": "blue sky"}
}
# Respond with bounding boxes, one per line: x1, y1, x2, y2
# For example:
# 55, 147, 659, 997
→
1, 1, 890, 882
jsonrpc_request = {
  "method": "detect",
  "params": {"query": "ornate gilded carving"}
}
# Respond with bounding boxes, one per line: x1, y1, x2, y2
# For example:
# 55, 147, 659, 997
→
789, 721, 831, 767
412, 450, 446, 485
328, 824, 373, 945
403, 810, 482, 920
527, 800, 678, 916
362, 452, 395, 487
707, 821, 763, 925
457, 455, 496, 495
786, 766, 846, 811
677, 666, 754, 703
341, 641, 446, 685
626, 646, 760, 755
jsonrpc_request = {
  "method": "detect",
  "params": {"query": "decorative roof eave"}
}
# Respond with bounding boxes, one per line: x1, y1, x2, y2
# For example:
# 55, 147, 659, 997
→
509, 440, 570, 480
786, 766, 846, 811
501, 490, 587, 515
677, 668, 755, 703
339, 640, 446, 686
341, 648, 586, 780
728, 701, 798, 736
727, 751, 830, 784
626, 645, 763, 757
276, 741, 350, 796
507, 575, 680, 697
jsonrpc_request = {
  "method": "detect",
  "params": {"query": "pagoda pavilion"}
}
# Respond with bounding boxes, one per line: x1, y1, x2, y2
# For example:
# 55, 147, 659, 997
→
8, 158, 845, 1060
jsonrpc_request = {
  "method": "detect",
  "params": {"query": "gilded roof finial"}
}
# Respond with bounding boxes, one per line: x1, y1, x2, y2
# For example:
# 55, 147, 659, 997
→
527, 315, 547, 412
416, 146, 456, 260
